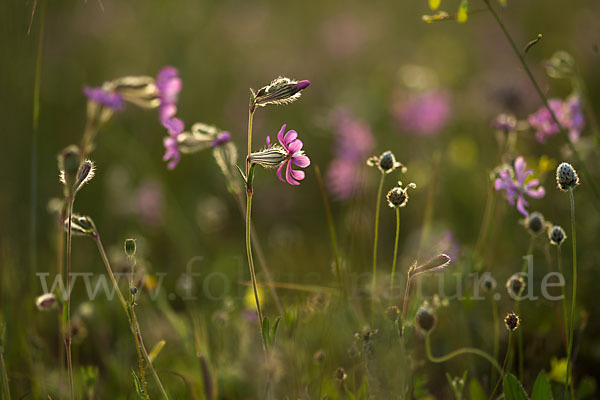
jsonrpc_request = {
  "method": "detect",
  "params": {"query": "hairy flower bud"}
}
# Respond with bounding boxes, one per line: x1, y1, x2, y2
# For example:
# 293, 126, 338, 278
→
36, 293, 58, 311
250, 77, 310, 112
556, 162, 579, 191
107, 76, 160, 109
58, 145, 82, 196
65, 214, 97, 237
504, 312, 520, 331
415, 305, 436, 334
548, 225, 566, 246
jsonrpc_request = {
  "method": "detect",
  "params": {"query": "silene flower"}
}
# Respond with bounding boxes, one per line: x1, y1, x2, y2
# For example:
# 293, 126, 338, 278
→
494, 156, 545, 217
177, 123, 231, 154
162, 118, 184, 170
84, 76, 159, 111
528, 96, 584, 143
156, 66, 182, 125
249, 124, 310, 186
250, 77, 310, 112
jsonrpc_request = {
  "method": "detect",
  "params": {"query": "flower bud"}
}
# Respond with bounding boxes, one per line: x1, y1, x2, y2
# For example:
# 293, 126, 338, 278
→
65, 214, 97, 237
367, 151, 406, 174
335, 367, 348, 382
480, 274, 497, 292
504, 312, 520, 331
108, 76, 160, 109
506, 275, 526, 297
36, 293, 58, 311
58, 145, 81, 195
250, 77, 310, 112
415, 306, 436, 334
548, 225, 566, 246
74, 160, 96, 193
544, 50, 575, 79
386, 181, 416, 208
124, 238, 137, 257
524, 211, 545, 235
556, 162, 579, 191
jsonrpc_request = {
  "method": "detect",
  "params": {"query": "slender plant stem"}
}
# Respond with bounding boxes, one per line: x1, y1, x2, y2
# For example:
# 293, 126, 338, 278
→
475, 180, 496, 260
399, 274, 412, 338
244, 110, 266, 351
483, 0, 600, 205
390, 208, 400, 298
95, 235, 170, 399
314, 165, 345, 298
128, 256, 148, 395
425, 332, 503, 375
556, 246, 569, 353
490, 297, 500, 389
490, 332, 512, 400
371, 173, 386, 319
516, 238, 534, 381
64, 197, 75, 400
57, 208, 65, 370
566, 189, 577, 398
0, 335, 11, 400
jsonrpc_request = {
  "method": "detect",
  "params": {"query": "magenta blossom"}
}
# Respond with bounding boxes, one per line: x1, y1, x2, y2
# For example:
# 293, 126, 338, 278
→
83, 86, 124, 110
528, 97, 584, 143
162, 117, 184, 170
392, 90, 451, 136
494, 156, 545, 217
267, 124, 310, 185
156, 66, 182, 125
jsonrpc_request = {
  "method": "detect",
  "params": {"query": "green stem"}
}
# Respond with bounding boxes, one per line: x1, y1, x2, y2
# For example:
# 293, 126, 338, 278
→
566, 189, 577, 398
425, 332, 503, 375
516, 238, 534, 381
390, 208, 400, 298
483, 0, 600, 205
128, 257, 148, 395
65, 197, 74, 400
244, 109, 266, 351
95, 236, 170, 399
371, 173, 386, 320
0, 336, 11, 400
314, 165, 345, 298
475, 180, 496, 260
490, 297, 500, 389
489, 332, 512, 400
556, 246, 569, 354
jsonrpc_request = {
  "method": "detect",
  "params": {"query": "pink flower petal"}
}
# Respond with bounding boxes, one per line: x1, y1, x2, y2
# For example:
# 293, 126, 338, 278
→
526, 186, 546, 199
276, 162, 286, 183
290, 168, 305, 181
292, 155, 310, 168
285, 161, 300, 185
514, 157, 527, 183
277, 124, 287, 148
516, 195, 529, 217
283, 130, 298, 145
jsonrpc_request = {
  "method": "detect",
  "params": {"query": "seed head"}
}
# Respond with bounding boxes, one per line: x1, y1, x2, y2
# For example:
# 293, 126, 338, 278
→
506, 275, 526, 297
548, 225, 566, 246
36, 293, 58, 311
480, 274, 497, 293
504, 312, 520, 331
124, 239, 137, 257
335, 367, 348, 382
415, 306, 436, 334
367, 151, 406, 174
386, 181, 416, 208
524, 211, 545, 235
556, 162, 579, 191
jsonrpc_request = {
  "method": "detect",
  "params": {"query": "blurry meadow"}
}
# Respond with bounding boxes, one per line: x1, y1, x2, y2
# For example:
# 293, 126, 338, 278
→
2, 0, 600, 398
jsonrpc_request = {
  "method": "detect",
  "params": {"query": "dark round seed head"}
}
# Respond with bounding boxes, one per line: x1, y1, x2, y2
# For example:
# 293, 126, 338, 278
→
548, 225, 566, 246
506, 275, 526, 297
504, 312, 520, 331
415, 306, 436, 333
379, 151, 395, 171
481, 275, 497, 292
556, 162, 579, 191
527, 212, 544, 234
335, 367, 347, 382
387, 187, 407, 208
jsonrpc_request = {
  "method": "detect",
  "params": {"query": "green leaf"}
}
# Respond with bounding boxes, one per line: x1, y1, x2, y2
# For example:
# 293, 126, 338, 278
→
234, 164, 247, 184
469, 379, 487, 400
131, 370, 149, 399
504, 374, 529, 400
531, 371, 553, 400
271, 317, 281, 346
261, 317, 270, 349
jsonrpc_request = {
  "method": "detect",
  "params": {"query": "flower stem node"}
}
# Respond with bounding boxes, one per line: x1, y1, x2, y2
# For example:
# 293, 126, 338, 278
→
548, 225, 567, 246
504, 312, 520, 331
556, 162, 580, 191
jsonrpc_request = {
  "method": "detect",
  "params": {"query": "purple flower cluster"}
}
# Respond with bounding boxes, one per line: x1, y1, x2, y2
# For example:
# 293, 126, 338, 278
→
494, 156, 545, 217
528, 97, 584, 143
156, 67, 184, 170
326, 109, 375, 199
392, 90, 451, 136
268, 124, 310, 186
83, 86, 124, 111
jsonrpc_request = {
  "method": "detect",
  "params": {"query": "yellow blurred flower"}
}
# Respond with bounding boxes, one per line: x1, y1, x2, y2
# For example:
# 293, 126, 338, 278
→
422, 11, 449, 23
429, 0, 441, 10
538, 155, 556, 174
548, 357, 567, 383
244, 286, 266, 310
144, 274, 158, 290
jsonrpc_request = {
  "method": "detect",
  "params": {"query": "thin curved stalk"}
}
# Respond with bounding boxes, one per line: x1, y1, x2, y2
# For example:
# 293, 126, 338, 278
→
516, 238, 534, 380
65, 197, 74, 400
390, 208, 400, 298
556, 246, 569, 353
425, 332, 503, 375
490, 297, 500, 388
566, 189, 577, 398
371, 173, 386, 319
0, 337, 11, 400
489, 332, 512, 400
482, 0, 600, 205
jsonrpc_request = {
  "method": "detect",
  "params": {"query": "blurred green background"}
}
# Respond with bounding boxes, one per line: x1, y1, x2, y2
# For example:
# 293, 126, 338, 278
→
1, 0, 600, 398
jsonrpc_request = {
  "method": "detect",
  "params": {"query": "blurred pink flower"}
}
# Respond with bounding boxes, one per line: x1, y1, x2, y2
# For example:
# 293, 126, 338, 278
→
392, 90, 451, 136
134, 180, 164, 227
162, 117, 184, 170
528, 97, 584, 143
156, 66, 182, 125
326, 109, 375, 200
494, 156, 545, 217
